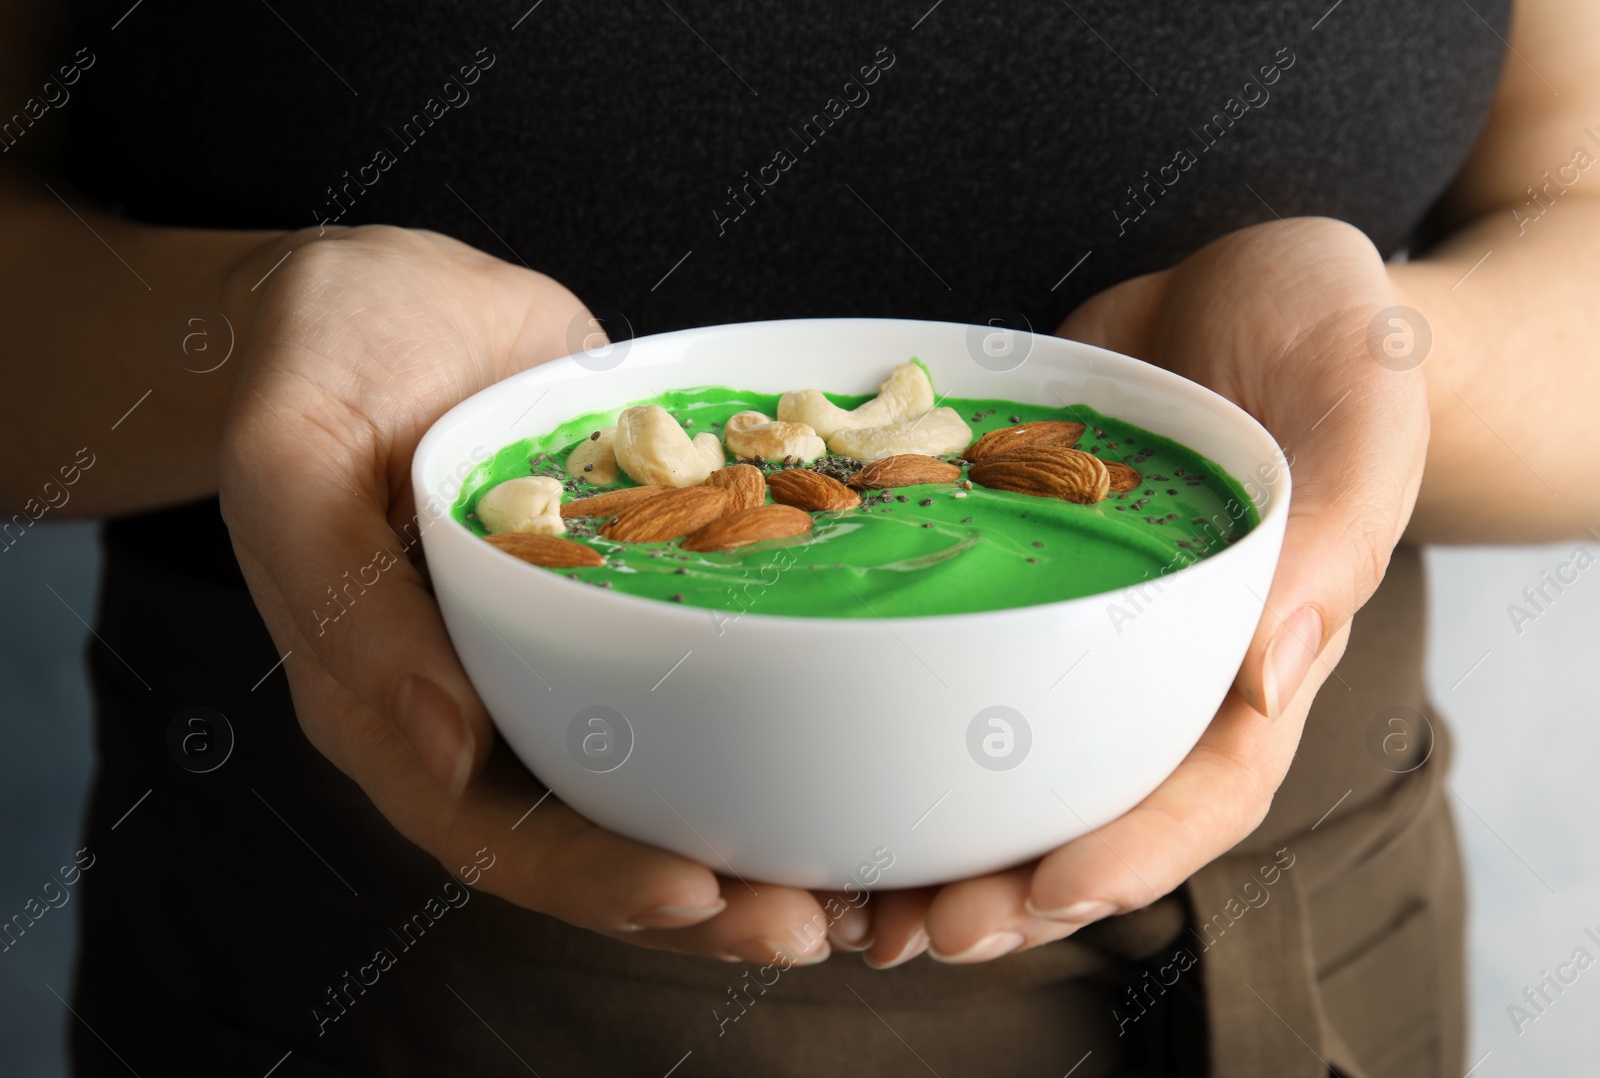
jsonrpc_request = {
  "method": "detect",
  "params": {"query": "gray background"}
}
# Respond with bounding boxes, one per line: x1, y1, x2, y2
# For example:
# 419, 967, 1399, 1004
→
1, 529, 1594, 1075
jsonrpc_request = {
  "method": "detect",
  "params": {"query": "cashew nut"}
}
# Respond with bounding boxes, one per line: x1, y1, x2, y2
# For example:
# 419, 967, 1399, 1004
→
777, 362, 935, 439
613, 405, 726, 487
565, 426, 619, 485
826, 407, 973, 462
475, 476, 566, 536
723, 411, 826, 462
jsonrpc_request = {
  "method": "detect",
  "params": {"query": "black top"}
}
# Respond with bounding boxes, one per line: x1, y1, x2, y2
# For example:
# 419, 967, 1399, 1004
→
61, 0, 1508, 573
66, 0, 1498, 326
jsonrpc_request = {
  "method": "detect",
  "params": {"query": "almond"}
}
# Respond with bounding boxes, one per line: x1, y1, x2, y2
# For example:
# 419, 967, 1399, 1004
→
766, 469, 861, 512
681, 504, 814, 552
969, 446, 1110, 504
485, 532, 604, 568
600, 487, 728, 542
703, 464, 767, 511
963, 420, 1086, 463
1104, 461, 1142, 493
561, 485, 671, 518
846, 454, 962, 489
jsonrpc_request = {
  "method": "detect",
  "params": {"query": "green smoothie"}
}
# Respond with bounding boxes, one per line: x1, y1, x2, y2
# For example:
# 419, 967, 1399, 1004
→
453, 386, 1257, 618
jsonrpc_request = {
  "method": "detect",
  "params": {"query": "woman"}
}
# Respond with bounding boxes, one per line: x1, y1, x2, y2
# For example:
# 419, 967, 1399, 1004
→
3, 0, 1588, 1074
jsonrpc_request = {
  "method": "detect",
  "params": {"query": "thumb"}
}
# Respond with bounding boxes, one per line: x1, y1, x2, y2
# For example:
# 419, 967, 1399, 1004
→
1233, 386, 1427, 717
1055, 269, 1170, 357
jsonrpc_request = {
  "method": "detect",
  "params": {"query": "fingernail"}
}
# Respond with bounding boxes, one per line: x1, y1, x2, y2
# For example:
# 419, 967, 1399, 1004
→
1025, 898, 1117, 924
626, 898, 728, 930
393, 676, 475, 798
1263, 606, 1323, 718
729, 938, 830, 966
828, 927, 875, 953
864, 929, 928, 971
929, 930, 1024, 964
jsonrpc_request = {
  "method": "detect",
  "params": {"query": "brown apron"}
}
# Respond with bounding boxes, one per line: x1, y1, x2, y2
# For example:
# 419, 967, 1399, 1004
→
1187, 542, 1464, 1077
74, 528, 1458, 1077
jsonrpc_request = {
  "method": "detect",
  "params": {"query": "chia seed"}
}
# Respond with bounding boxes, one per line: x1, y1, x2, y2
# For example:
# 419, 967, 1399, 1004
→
1031, 541, 1043, 548
896, 495, 908, 503
960, 517, 974, 523
1167, 488, 1178, 495
1026, 557, 1039, 564
952, 491, 967, 499
671, 593, 684, 602
919, 498, 933, 506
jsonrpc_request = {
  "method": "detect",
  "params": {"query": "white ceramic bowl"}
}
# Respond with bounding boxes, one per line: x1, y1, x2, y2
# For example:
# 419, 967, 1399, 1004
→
413, 318, 1289, 889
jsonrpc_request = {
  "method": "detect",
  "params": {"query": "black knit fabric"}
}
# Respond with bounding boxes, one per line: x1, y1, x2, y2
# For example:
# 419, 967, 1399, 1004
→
62, 0, 1507, 332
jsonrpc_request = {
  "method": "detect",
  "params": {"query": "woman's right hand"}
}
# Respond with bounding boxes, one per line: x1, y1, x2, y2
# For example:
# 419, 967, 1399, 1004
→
218, 225, 852, 963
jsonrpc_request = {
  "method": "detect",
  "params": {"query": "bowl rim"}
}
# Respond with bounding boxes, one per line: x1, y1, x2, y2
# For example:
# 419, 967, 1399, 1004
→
413, 316, 1290, 629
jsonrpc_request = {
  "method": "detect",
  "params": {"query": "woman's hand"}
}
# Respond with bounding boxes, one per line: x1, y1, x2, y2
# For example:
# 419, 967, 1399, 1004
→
863, 217, 1429, 967
218, 226, 851, 963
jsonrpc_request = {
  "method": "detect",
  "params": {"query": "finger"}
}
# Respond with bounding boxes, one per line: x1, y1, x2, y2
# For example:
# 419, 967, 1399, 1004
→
1026, 671, 1342, 924
816, 890, 875, 952
862, 887, 936, 970
238, 548, 737, 944
1233, 368, 1426, 718
623, 883, 835, 965
921, 864, 1080, 963
1056, 268, 1171, 358
221, 368, 498, 797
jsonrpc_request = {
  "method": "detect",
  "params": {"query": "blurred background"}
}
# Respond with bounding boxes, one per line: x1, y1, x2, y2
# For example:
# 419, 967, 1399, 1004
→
2, 527, 1596, 1076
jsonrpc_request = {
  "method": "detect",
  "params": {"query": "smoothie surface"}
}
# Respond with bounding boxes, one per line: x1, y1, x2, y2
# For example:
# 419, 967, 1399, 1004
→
453, 385, 1258, 618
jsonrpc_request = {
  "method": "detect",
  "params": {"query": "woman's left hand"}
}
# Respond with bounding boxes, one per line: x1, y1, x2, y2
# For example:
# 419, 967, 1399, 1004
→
862, 217, 1430, 967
